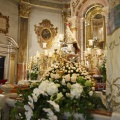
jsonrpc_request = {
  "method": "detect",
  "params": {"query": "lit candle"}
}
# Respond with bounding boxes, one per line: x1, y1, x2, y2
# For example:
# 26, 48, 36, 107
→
96, 49, 102, 55
43, 42, 47, 49
45, 50, 48, 56
49, 52, 52, 57
86, 48, 91, 54
88, 39, 94, 46
36, 51, 39, 58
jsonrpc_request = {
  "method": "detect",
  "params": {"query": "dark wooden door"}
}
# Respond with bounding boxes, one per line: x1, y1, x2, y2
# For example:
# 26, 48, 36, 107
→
0, 56, 5, 79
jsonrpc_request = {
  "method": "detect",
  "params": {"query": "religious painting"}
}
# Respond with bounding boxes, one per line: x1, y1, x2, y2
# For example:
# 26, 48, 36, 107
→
0, 12, 9, 34
107, 4, 120, 35
41, 28, 51, 40
34, 19, 58, 49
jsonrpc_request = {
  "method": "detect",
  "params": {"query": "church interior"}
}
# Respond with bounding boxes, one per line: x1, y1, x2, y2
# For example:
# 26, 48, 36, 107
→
0, 0, 120, 120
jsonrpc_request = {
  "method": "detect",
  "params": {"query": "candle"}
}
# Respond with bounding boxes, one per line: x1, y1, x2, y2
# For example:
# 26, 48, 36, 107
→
36, 51, 39, 58
86, 48, 91, 54
96, 49, 102, 55
88, 39, 94, 46
49, 52, 52, 57
43, 42, 47, 49
45, 50, 48, 56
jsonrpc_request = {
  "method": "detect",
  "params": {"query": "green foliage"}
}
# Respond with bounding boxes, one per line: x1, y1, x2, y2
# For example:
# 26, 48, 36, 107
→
99, 58, 106, 82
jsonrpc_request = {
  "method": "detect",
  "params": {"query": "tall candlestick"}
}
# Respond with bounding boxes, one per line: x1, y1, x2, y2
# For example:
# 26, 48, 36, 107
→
23, 62, 24, 80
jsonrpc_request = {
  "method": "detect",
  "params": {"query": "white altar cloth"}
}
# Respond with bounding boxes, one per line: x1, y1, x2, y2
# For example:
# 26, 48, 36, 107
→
111, 111, 120, 120
63, 112, 111, 120
0, 93, 17, 120
0, 93, 17, 108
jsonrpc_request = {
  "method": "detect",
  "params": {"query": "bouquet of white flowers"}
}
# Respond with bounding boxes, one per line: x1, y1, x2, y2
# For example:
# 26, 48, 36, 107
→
11, 62, 106, 120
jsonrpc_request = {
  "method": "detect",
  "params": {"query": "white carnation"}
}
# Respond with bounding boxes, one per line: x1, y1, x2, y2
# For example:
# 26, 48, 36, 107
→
47, 82, 58, 95
89, 91, 93, 96
64, 74, 70, 81
70, 83, 83, 99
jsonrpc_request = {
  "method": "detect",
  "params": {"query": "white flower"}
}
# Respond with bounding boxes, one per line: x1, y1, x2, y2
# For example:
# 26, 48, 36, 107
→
64, 74, 70, 81
51, 73, 55, 78
71, 75, 77, 83
43, 108, 54, 116
54, 74, 60, 79
89, 91, 93, 96
24, 105, 33, 120
43, 108, 54, 115
61, 78, 66, 85
39, 80, 49, 92
33, 88, 40, 97
47, 82, 58, 95
66, 93, 70, 97
47, 100, 60, 112
49, 115, 57, 120
68, 71, 70, 73
65, 70, 67, 72
28, 96, 34, 109
32, 93, 38, 102
70, 83, 83, 99
43, 108, 57, 120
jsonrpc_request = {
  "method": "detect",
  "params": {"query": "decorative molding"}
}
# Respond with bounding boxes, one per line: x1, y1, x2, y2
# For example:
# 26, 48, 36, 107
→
72, 0, 79, 12
61, 11, 71, 23
0, 12, 9, 34
34, 19, 58, 49
20, 0, 29, 2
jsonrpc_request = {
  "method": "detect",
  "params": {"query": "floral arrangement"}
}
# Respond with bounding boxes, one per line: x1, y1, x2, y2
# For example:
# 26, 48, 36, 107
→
11, 62, 106, 120
99, 57, 106, 82
28, 56, 40, 80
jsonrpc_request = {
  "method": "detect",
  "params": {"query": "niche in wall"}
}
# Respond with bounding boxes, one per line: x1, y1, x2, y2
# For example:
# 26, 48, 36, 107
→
0, 56, 5, 79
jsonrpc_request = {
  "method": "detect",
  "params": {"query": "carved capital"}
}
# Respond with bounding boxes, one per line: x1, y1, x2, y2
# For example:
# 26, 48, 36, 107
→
61, 11, 71, 23
10, 53, 15, 60
19, 2, 31, 18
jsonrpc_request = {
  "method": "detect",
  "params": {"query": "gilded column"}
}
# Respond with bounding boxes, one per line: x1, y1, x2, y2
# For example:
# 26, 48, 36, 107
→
9, 54, 15, 84
17, 0, 31, 81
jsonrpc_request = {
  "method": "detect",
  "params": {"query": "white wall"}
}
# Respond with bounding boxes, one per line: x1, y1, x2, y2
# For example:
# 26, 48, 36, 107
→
28, 7, 64, 59
0, 0, 18, 44
0, 0, 18, 79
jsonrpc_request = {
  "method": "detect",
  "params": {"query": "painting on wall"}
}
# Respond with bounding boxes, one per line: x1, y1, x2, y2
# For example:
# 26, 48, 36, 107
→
107, 4, 120, 35
0, 12, 9, 34
34, 19, 58, 49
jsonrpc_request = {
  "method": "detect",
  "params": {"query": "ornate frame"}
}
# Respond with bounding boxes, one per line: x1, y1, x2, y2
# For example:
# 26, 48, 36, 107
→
0, 12, 9, 34
34, 19, 58, 49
